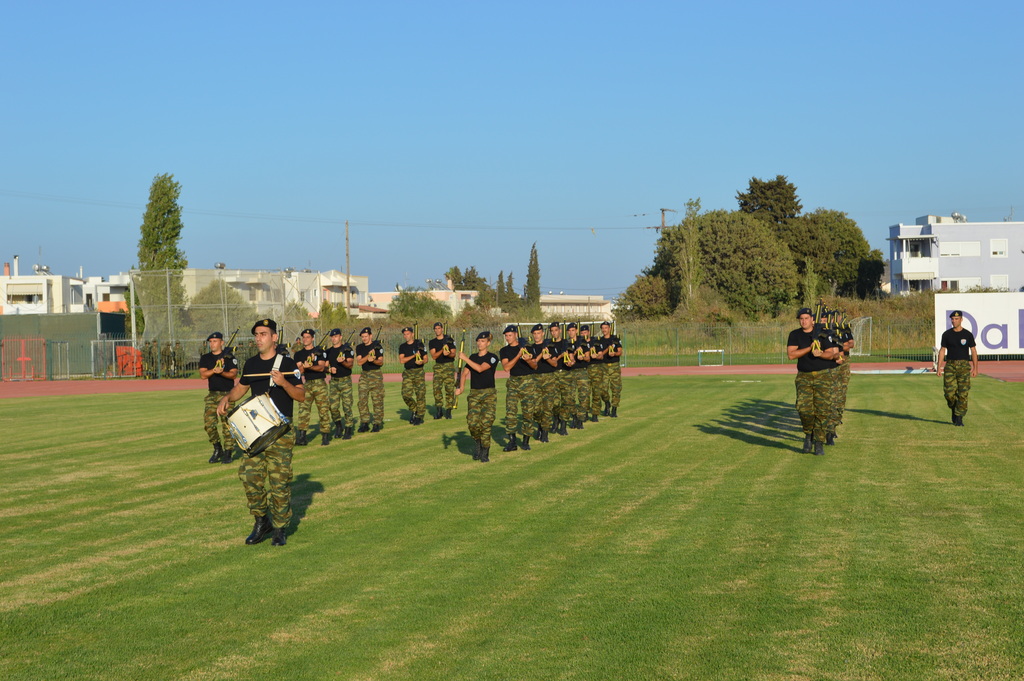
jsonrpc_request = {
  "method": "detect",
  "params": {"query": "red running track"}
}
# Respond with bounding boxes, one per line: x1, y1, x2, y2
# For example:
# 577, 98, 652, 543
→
2, 361, 1021, 400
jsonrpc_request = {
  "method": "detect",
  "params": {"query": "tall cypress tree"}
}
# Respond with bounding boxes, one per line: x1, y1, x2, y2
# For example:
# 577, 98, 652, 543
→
524, 243, 541, 315
136, 173, 189, 338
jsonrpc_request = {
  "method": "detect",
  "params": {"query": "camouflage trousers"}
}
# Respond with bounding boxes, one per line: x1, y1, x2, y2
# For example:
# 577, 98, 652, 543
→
239, 428, 295, 529
534, 373, 555, 431
328, 375, 354, 426
795, 368, 836, 443
568, 370, 591, 421
504, 375, 538, 437
467, 387, 497, 443
552, 371, 574, 421
588, 364, 607, 416
203, 391, 236, 449
297, 378, 331, 433
358, 370, 385, 424
402, 367, 426, 417
432, 362, 456, 410
943, 360, 972, 416
831, 361, 852, 429
606, 363, 622, 408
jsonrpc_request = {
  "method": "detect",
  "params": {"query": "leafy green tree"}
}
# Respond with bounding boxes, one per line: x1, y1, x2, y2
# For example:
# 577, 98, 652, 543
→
736, 174, 802, 224
388, 288, 452, 325
697, 210, 797, 318
856, 249, 886, 298
188, 279, 257, 338
789, 209, 875, 296
317, 301, 349, 331
135, 173, 189, 338
646, 198, 703, 313
614, 274, 672, 320
524, 243, 541, 314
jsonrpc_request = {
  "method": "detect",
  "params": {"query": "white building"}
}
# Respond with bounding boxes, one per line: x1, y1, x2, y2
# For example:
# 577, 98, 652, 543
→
888, 214, 1024, 294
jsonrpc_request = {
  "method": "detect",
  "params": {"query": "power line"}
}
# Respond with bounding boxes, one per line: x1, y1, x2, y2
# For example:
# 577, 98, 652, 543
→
0, 188, 649, 231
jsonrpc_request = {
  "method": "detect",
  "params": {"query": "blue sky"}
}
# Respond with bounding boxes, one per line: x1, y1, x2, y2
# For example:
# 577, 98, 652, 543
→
2, 1, 1021, 298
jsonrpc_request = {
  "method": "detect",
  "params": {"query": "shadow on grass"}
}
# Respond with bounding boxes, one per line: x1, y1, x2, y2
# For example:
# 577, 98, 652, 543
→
694, 398, 803, 452
441, 431, 478, 457
844, 408, 947, 424
290, 473, 324, 535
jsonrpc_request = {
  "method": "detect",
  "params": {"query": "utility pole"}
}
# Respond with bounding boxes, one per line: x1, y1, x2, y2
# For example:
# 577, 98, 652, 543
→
660, 208, 677, 228
345, 220, 351, 314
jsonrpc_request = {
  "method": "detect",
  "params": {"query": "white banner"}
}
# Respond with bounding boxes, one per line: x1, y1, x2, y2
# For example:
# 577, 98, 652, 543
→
934, 292, 1024, 355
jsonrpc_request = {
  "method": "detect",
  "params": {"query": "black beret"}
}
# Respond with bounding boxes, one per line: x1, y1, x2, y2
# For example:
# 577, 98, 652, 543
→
328, 328, 341, 336
949, 310, 963, 318
301, 328, 316, 336
476, 331, 492, 340
503, 325, 518, 334
360, 327, 372, 335
207, 332, 223, 341
252, 318, 277, 334
566, 322, 577, 329
796, 307, 813, 318
531, 323, 544, 332
549, 321, 560, 329
402, 326, 414, 333
433, 321, 444, 328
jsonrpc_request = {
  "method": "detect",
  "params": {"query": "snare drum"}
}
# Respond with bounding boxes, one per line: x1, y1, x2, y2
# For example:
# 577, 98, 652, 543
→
227, 393, 291, 455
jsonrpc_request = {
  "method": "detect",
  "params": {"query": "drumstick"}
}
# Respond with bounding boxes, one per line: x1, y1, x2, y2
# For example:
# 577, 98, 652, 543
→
241, 369, 302, 379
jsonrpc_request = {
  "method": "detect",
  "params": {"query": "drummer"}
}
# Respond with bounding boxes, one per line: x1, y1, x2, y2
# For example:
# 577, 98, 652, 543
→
218, 318, 305, 548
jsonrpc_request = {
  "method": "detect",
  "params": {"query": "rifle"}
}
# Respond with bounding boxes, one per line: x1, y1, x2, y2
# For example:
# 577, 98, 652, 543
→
453, 329, 468, 409
224, 327, 240, 356
413, 323, 427, 365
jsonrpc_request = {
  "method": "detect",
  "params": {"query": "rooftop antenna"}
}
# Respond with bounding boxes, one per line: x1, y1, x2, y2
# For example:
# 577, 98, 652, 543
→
1005, 206, 1015, 222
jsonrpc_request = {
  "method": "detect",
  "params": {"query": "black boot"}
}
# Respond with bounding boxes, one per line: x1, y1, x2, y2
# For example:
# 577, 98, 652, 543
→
472, 440, 481, 461
245, 515, 273, 545
343, 426, 353, 440
209, 443, 223, 464
270, 527, 287, 546
610, 406, 617, 418
321, 432, 331, 446
814, 441, 825, 456
445, 408, 452, 419
371, 422, 382, 433
334, 420, 344, 438
560, 419, 568, 435
220, 445, 234, 464
950, 406, 957, 424
295, 430, 307, 446
433, 407, 443, 420
479, 443, 490, 463
538, 429, 549, 443
602, 402, 610, 417
955, 414, 965, 427
520, 435, 531, 451
590, 414, 599, 423
825, 432, 835, 446
504, 434, 518, 452
802, 436, 813, 453
357, 422, 370, 433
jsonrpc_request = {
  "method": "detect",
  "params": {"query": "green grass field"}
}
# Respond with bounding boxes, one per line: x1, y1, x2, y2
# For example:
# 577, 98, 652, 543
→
3, 374, 1023, 681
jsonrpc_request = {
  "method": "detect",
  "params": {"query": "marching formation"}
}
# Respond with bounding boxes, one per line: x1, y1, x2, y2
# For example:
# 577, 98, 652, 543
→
200, 318, 625, 546
786, 302, 855, 456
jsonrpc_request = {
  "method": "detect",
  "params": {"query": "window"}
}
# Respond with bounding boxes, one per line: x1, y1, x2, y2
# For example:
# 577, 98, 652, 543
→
941, 280, 959, 292
991, 275, 1009, 290
940, 241, 982, 257
991, 239, 1008, 257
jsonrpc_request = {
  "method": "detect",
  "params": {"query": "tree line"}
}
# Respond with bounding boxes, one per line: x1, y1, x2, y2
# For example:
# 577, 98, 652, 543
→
615, 176, 886, 321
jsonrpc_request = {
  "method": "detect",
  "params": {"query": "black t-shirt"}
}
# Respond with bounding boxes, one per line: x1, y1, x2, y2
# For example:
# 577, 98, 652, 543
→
239, 353, 302, 418
500, 343, 532, 377
530, 341, 556, 374
429, 336, 456, 364
598, 335, 622, 365
199, 351, 238, 392
567, 337, 591, 371
326, 344, 354, 378
547, 338, 571, 371
356, 342, 383, 372
399, 340, 427, 370
941, 328, 976, 362
581, 336, 599, 364
467, 352, 499, 390
788, 328, 839, 373
294, 346, 328, 381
